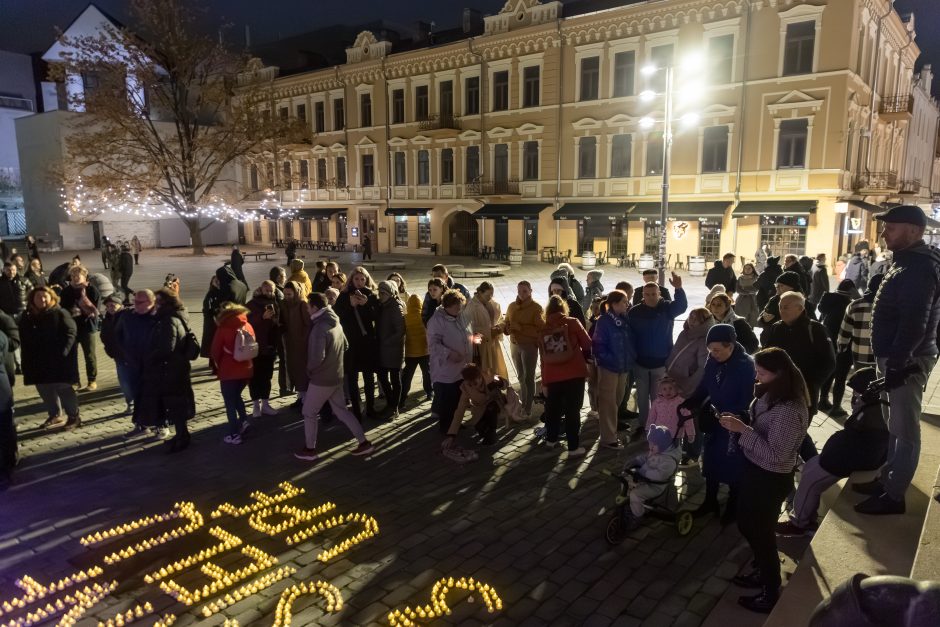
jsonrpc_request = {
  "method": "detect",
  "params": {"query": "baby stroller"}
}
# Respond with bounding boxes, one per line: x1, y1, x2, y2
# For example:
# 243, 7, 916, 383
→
603, 413, 695, 544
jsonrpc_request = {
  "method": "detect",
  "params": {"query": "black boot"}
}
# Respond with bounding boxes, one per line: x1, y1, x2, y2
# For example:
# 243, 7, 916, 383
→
693, 501, 720, 518
738, 586, 780, 613
854, 493, 905, 515
732, 569, 762, 589
851, 478, 884, 495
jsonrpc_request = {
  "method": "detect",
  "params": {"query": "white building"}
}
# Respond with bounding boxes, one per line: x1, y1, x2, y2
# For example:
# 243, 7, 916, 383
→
0, 50, 36, 237
899, 64, 940, 204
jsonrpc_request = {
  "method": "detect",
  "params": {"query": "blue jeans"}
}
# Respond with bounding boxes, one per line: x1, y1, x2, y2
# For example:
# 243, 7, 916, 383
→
115, 361, 135, 405
877, 355, 937, 500
220, 379, 249, 435
633, 365, 665, 429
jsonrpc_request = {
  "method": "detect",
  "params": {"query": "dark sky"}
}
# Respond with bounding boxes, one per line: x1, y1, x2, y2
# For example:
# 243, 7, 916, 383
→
1, 0, 938, 92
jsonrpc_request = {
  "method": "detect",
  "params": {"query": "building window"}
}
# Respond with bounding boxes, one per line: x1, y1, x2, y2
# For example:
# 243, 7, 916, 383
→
394, 216, 409, 247
578, 136, 597, 179
253, 220, 262, 240
316, 158, 327, 186
279, 107, 289, 121
523, 141, 539, 180
708, 35, 734, 84
333, 97, 344, 130
394, 152, 406, 186
699, 219, 722, 262
465, 76, 480, 115
417, 150, 430, 185
580, 56, 600, 101
361, 154, 374, 186
317, 220, 328, 240
783, 21, 815, 76
613, 51, 635, 97
301, 220, 311, 239
644, 221, 661, 255
702, 126, 729, 173
268, 220, 278, 242
649, 44, 674, 92
299, 160, 309, 188
441, 148, 454, 184
337, 213, 348, 241
777, 118, 808, 169
249, 164, 259, 191
494, 144, 509, 183
392, 89, 405, 124
314, 101, 325, 132
282, 161, 292, 189
761, 215, 807, 257
360, 93, 372, 127
646, 132, 664, 175
415, 85, 429, 120
439, 80, 453, 117
296, 103, 306, 123
611, 134, 632, 177
493, 70, 509, 111
466, 145, 480, 182
523, 66, 540, 108
265, 163, 275, 188
336, 156, 346, 188
418, 214, 431, 248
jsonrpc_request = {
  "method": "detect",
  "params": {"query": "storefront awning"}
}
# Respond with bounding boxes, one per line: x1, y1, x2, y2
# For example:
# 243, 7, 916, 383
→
628, 202, 730, 219
553, 202, 633, 220
384, 208, 429, 216
846, 200, 884, 213
473, 203, 548, 220
296, 208, 344, 220
732, 200, 818, 217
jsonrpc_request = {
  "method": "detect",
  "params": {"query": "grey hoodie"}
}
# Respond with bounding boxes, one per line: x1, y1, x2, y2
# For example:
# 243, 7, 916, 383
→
306, 306, 347, 386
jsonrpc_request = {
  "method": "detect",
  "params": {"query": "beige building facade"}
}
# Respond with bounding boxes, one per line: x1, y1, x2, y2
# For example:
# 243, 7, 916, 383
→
242, 0, 939, 267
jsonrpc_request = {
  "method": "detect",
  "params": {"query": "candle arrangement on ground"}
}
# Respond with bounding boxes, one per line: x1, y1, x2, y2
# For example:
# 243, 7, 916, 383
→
387, 577, 504, 627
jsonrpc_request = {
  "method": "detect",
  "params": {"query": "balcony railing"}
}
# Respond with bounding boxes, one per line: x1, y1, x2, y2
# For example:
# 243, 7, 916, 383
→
418, 113, 461, 132
853, 171, 898, 192
466, 177, 520, 196
879, 94, 914, 116
899, 179, 921, 194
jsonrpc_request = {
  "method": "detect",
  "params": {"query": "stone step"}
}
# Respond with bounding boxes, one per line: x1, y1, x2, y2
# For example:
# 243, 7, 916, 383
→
910, 464, 940, 580
763, 418, 940, 627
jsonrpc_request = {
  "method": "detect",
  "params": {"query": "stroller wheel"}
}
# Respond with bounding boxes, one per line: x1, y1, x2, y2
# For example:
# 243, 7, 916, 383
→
605, 514, 626, 545
676, 510, 694, 536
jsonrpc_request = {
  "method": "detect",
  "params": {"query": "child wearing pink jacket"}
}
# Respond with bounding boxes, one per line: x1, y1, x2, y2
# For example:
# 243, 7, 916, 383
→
647, 376, 696, 444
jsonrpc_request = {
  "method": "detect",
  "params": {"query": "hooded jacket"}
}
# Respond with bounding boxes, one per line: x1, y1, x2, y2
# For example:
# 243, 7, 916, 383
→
376, 295, 406, 369
626, 288, 689, 368
246, 291, 280, 356
306, 307, 346, 386
216, 265, 248, 305
426, 305, 472, 384
810, 261, 830, 305
705, 261, 736, 295
547, 276, 586, 327
279, 281, 310, 390
404, 293, 429, 358
581, 276, 605, 312
871, 241, 940, 366
665, 317, 715, 397
551, 265, 585, 303
755, 256, 783, 309
288, 259, 313, 296
712, 309, 758, 354
592, 310, 635, 374
845, 253, 870, 290
210, 308, 255, 381
421, 276, 470, 325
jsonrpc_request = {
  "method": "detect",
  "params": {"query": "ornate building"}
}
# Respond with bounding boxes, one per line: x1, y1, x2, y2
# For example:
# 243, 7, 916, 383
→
241, 0, 940, 263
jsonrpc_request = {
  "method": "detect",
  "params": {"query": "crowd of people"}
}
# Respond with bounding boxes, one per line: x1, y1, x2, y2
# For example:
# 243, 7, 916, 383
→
0, 205, 936, 615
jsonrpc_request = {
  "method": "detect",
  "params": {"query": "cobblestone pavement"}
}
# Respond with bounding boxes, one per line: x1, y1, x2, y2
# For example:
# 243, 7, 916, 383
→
0, 246, 905, 626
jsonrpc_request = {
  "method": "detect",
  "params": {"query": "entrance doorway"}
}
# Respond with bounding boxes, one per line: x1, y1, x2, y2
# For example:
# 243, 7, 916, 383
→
448, 210, 479, 256
524, 219, 538, 253
494, 221, 509, 253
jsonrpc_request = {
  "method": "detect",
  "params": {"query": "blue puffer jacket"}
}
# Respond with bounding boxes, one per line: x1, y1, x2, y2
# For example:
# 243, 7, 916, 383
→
592, 310, 635, 373
686, 343, 756, 416
626, 288, 688, 368
871, 242, 940, 367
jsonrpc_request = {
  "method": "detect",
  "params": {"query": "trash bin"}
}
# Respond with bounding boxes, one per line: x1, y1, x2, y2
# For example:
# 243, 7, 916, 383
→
689, 256, 706, 277
638, 254, 655, 270
509, 248, 523, 265
431, 243, 438, 255
580, 251, 596, 270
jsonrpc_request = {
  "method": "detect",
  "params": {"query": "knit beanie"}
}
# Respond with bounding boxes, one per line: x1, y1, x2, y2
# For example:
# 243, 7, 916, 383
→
706, 323, 737, 344
775, 271, 801, 291
378, 281, 396, 297
847, 367, 878, 395
647, 424, 673, 452
837, 279, 856, 294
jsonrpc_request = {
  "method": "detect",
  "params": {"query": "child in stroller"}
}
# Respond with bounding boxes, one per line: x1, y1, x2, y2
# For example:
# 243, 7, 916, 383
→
622, 425, 682, 525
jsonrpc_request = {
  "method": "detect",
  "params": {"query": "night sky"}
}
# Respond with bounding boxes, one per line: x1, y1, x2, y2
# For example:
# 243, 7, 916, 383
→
1, 0, 938, 94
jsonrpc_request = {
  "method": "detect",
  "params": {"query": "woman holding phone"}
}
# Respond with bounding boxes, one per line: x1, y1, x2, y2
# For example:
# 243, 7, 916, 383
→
718, 347, 809, 613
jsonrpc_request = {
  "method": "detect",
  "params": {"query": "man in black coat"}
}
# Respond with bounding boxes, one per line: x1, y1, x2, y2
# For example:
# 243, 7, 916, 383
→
0, 262, 31, 318
705, 253, 738, 296
118, 245, 134, 304
230, 245, 247, 284
631, 269, 672, 305
783, 254, 811, 296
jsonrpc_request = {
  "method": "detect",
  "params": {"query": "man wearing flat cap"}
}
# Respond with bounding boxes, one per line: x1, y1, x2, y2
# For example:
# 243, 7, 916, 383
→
853, 205, 940, 515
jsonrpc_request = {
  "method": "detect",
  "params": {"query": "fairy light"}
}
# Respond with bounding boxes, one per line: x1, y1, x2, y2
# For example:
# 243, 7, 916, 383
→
272, 580, 344, 627
387, 577, 503, 626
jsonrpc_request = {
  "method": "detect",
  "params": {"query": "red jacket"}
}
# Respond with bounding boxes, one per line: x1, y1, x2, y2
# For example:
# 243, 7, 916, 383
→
210, 309, 255, 381
539, 312, 592, 384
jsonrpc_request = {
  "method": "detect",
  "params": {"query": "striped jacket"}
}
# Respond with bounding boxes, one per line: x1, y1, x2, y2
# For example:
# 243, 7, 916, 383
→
837, 298, 874, 365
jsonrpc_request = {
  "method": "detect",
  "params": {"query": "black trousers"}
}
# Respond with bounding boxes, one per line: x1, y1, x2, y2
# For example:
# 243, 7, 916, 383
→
820, 349, 853, 406
120, 276, 132, 302
249, 354, 276, 400
401, 355, 432, 401
346, 368, 375, 417
737, 460, 794, 589
545, 377, 585, 450
376, 368, 402, 411
0, 406, 16, 477
276, 338, 290, 394
133, 253, 139, 265
77, 331, 98, 383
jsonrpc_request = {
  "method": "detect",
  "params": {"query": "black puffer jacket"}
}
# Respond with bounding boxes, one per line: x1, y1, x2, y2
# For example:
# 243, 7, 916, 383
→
0, 275, 31, 316
755, 257, 783, 310
334, 287, 380, 371
760, 313, 836, 413
19, 305, 79, 386
705, 261, 736, 295
135, 309, 195, 427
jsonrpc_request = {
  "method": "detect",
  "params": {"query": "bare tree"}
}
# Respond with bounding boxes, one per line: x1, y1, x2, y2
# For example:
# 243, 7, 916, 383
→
49, 0, 301, 254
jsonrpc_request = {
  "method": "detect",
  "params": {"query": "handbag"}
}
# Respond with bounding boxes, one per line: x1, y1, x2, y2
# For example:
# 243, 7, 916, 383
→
177, 316, 201, 361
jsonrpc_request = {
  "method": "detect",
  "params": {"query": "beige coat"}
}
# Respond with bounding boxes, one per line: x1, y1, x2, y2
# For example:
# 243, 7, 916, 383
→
464, 295, 508, 379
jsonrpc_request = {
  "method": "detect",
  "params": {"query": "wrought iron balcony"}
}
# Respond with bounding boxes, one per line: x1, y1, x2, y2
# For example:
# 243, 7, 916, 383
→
853, 171, 898, 193
879, 94, 914, 121
466, 177, 520, 196
417, 113, 461, 132
898, 179, 921, 194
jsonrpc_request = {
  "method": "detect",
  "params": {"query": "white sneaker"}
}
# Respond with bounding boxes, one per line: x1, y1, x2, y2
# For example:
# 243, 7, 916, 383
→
567, 447, 587, 459
123, 403, 134, 416
587, 410, 599, 419
154, 427, 171, 440
223, 434, 243, 445
261, 401, 278, 416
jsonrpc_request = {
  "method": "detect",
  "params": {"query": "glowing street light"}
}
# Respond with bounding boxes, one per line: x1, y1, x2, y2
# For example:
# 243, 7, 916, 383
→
639, 116, 655, 129
639, 89, 656, 102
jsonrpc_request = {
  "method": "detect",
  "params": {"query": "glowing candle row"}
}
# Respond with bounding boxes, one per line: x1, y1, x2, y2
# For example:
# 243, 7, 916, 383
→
211, 482, 305, 519
96, 601, 153, 627
4, 581, 116, 627
102, 503, 204, 565
200, 566, 296, 617
1, 567, 104, 616
387, 578, 503, 626
283, 512, 379, 555
273, 580, 344, 627
247, 502, 336, 536
143, 527, 243, 583
57, 581, 118, 627
80, 504, 191, 546
159, 545, 278, 605
152, 613, 177, 627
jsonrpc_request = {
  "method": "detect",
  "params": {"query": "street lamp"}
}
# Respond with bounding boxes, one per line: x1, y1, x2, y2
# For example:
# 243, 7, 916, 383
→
641, 53, 703, 286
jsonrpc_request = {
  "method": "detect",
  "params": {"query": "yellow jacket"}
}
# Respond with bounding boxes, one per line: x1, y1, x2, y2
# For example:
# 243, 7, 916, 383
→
505, 297, 544, 346
404, 293, 429, 358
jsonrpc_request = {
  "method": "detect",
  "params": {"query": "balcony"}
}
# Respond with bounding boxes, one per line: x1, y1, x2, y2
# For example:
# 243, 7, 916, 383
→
466, 177, 520, 196
899, 179, 921, 195
853, 171, 898, 193
417, 113, 461, 135
879, 94, 914, 122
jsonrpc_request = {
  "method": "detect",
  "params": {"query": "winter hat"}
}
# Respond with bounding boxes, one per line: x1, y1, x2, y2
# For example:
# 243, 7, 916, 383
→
549, 275, 570, 295
378, 281, 397, 297
766, 255, 781, 267
706, 323, 737, 344
847, 367, 878, 395
556, 262, 576, 277
775, 271, 802, 291
837, 279, 856, 294
587, 269, 604, 281
647, 424, 673, 452
855, 240, 871, 253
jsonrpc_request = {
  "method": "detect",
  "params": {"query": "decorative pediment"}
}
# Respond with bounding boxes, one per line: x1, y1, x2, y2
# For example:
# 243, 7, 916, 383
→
486, 126, 514, 139
356, 135, 377, 146
572, 117, 603, 130
517, 122, 544, 135
388, 137, 408, 147
767, 90, 824, 114
699, 104, 737, 118
410, 135, 432, 145
311, 144, 329, 154
346, 30, 392, 65
329, 142, 346, 151
605, 114, 636, 127
484, 0, 563, 36
459, 130, 482, 141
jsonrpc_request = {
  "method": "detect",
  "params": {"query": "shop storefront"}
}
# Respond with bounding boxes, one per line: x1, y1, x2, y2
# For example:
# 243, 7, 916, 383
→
732, 200, 817, 259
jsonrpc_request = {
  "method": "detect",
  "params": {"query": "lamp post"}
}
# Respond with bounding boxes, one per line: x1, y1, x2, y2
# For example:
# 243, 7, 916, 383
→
640, 56, 702, 286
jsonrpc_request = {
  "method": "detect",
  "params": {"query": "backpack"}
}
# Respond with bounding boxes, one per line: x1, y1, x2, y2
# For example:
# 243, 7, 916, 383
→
540, 319, 575, 364
232, 326, 259, 362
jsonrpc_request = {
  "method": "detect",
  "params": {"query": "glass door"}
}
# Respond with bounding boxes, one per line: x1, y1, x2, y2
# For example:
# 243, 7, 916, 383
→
524, 219, 538, 253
